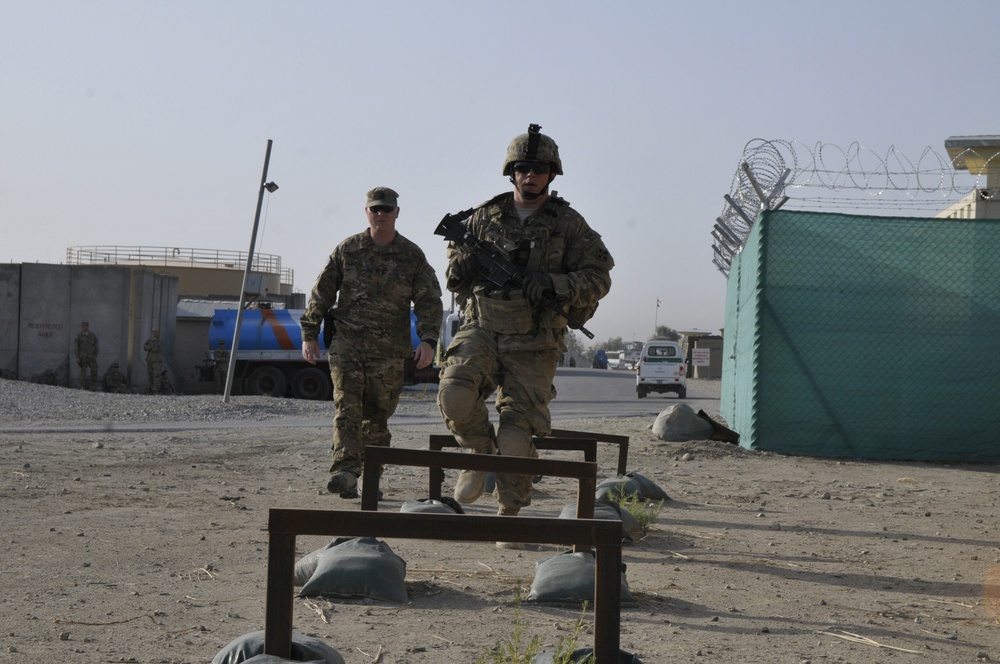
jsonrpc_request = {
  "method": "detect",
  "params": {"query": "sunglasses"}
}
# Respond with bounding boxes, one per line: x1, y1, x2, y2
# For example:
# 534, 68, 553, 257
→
369, 205, 396, 214
512, 161, 551, 175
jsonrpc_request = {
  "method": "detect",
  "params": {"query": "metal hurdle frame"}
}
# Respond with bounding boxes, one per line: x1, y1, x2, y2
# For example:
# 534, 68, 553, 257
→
264, 509, 623, 662
423, 435, 598, 504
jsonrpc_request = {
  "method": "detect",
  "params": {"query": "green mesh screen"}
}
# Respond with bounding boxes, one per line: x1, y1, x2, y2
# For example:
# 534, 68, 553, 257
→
721, 209, 1000, 460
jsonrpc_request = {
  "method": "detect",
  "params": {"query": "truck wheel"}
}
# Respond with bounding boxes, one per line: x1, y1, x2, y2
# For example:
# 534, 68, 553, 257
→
677, 386, 687, 399
636, 386, 646, 399
291, 367, 331, 401
245, 366, 287, 397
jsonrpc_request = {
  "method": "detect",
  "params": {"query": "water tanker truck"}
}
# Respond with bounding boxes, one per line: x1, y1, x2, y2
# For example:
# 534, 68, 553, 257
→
209, 308, 451, 400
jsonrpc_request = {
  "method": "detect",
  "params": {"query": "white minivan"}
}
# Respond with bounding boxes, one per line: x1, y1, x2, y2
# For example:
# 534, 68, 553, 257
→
636, 339, 687, 398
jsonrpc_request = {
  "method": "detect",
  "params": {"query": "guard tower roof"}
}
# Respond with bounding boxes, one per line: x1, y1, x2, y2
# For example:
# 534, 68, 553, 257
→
945, 135, 1000, 173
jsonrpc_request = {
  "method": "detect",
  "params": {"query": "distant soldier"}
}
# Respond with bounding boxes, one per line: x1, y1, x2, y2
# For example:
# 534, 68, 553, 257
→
102, 362, 127, 393
213, 340, 230, 394
144, 329, 164, 393
32, 369, 58, 385
158, 370, 175, 395
73, 321, 99, 390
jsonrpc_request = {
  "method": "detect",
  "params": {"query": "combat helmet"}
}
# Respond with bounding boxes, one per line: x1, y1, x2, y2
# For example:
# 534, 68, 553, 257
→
503, 124, 563, 176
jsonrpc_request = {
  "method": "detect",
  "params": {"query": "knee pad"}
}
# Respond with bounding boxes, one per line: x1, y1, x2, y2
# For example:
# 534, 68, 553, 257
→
496, 424, 535, 458
437, 364, 481, 422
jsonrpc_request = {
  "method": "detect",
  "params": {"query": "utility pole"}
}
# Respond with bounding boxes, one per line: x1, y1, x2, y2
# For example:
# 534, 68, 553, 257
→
224, 139, 278, 403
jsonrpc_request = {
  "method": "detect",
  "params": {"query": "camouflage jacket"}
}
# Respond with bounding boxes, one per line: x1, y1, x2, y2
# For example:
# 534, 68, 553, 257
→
73, 330, 99, 358
301, 230, 442, 358
144, 337, 164, 361
446, 192, 613, 349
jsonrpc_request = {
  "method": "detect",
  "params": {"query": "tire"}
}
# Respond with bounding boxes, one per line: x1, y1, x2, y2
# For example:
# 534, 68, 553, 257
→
677, 386, 687, 399
291, 367, 331, 401
637, 386, 646, 399
245, 365, 287, 397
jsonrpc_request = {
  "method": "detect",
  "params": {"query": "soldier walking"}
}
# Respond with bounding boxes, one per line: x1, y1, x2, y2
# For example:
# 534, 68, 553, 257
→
437, 125, 614, 545
300, 186, 442, 499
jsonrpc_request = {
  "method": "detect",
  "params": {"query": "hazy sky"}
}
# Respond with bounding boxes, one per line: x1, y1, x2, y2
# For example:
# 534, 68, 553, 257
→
3, 1, 998, 345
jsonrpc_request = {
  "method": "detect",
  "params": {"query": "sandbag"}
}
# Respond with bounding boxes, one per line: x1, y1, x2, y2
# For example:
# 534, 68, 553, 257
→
294, 538, 345, 587
211, 629, 344, 664
399, 497, 464, 514
651, 402, 713, 441
624, 471, 670, 501
298, 537, 407, 603
533, 647, 644, 663
243, 657, 326, 664
526, 551, 634, 605
594, 477, 643, 501
558, 500, 641, 542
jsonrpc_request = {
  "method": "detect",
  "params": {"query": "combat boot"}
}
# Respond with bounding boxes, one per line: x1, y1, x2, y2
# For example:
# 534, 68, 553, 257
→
326, 471, 357, 496
453, 469, 489, 503
496, 506, 535, 550
339, 475, 384, 501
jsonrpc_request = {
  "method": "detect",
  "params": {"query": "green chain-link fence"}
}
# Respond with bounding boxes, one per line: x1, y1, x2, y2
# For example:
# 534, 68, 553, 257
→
722, 209, 1000, 460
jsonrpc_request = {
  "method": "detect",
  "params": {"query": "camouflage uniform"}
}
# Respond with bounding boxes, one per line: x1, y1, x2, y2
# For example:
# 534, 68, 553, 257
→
213, 343, 230, 394
158, 370, 174, 395
102, 362, 127, 393
73, 323, 99, 390
301, 228, 442, 479
439, 192, 614, 512
144, 333, 164, 394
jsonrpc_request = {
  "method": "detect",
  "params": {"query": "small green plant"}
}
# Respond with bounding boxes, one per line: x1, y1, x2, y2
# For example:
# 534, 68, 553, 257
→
476, 591, 597, 664
547, 602, 596, 664
608, 486, 664, 531
475, 587, 543, 664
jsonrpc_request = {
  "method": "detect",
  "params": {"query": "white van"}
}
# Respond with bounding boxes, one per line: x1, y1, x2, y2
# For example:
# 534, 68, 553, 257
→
636, 339, 686, 398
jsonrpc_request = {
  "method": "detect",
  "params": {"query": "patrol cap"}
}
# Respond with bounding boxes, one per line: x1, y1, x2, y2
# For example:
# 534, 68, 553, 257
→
366, 187, 399, 208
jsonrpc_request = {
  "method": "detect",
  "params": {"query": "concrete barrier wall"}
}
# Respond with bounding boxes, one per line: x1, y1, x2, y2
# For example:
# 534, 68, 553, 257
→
0, 265, 21, 377
20, 264, 73, 384
8, 263, 178, 390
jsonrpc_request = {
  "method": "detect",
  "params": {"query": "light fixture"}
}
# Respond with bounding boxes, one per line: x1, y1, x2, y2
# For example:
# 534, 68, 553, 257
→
264, 182, 279, 193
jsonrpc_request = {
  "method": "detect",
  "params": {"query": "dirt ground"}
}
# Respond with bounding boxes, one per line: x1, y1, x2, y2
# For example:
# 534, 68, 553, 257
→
2, 382, 1000, 663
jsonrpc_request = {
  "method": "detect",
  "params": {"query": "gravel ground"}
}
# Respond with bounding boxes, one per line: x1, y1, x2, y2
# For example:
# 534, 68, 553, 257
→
3, 377, 1000, 663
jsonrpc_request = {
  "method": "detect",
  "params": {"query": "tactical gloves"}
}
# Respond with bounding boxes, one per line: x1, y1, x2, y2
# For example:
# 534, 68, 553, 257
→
523, 272, 556, 305
449, 253, 479, 282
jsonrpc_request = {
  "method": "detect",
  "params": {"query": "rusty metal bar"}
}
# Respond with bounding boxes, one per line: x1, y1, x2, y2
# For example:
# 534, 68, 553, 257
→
362, 446, 597, 524
265, 509, 622, 662
426, 434, 598, 501
548, 428, 630, 477
263, 530, 296, 660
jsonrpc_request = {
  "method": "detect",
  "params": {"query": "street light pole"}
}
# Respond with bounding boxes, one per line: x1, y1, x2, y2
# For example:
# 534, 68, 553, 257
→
224, 139, 277, 403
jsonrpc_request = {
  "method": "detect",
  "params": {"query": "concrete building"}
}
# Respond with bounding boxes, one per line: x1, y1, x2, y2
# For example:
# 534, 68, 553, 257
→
2, 245, 301, 394
1, 263, 178, 391
936, 135, 1000, 220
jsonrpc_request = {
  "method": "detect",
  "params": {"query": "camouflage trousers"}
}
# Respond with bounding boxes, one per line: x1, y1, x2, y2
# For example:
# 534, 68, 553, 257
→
78, 356, 98, 390
146, 359, 163, 393
327, 351, 404, 477
437, 326, 560, 511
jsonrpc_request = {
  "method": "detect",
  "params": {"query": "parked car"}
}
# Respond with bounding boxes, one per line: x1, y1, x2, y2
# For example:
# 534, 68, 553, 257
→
591, 349, 608, 370
636, 339, 687, 398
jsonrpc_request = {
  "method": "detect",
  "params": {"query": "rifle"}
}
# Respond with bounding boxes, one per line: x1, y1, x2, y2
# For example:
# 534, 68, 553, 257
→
434, 208, 595, 339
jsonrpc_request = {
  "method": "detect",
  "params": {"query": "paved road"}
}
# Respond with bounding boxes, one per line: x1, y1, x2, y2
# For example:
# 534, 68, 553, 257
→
4, 371, 720, 434
550, 368, 720, 419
